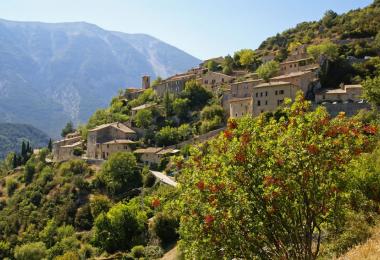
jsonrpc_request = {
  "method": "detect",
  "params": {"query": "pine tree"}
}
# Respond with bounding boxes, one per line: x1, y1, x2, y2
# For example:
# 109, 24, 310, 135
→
163, 91, 173, 117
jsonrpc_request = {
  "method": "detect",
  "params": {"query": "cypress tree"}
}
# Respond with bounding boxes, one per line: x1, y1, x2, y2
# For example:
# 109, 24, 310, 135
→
48, 138, 53, 152
21, 141, 26, 163
12, 153, 18, 169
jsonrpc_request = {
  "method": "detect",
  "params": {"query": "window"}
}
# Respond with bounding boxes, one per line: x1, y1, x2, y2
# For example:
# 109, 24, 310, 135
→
277, 99, 284, 105
260, 92, 263, 97
205, 80, 208, 84
256, 93, 258, 97
257, 100, 261, 106
290, 64, 293, 68
323, 95, 325, 100
265, 91, 268, 96
265, 100, 268, 105
222, 78, 225, 83
107, 144, 109, 148
236, 113, 238, 117
275, 90, 278, 95
279, 90, 284, 95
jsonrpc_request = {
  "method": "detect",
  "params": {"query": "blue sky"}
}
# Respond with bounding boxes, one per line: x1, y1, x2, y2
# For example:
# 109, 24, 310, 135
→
0, 0, 373, 59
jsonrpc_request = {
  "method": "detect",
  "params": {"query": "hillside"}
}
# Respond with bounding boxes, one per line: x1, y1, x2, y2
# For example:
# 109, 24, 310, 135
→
0, 19, 201, 137
259, 0, 380, 55
0, 123, 49, 159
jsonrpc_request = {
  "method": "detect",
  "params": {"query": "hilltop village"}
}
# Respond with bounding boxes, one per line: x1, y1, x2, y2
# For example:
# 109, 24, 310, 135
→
53, 43, 366, 170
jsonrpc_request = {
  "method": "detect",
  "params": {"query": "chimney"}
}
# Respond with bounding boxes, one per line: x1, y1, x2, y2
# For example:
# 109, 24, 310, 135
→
142, 75, 150, 89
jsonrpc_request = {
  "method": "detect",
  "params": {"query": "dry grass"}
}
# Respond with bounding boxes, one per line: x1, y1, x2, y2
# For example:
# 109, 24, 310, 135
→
338, 225, 380, 260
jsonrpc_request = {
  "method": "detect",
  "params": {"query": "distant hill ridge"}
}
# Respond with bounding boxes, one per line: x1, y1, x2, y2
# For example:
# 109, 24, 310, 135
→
0, 18, 201, 137
0, 123, 50, 159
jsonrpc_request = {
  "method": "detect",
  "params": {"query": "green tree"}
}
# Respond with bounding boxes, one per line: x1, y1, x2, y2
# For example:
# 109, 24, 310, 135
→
151, 76, 162, 87
163, 91, 173, 117
14, 242, 47, 260
307, 41, 339, 62
151, 213, 179, 245
155, 126, 179, 146
322, 10, 338, 28
48, 138, 53, 152
236, 49, 257, 70
206, 60, 218, 72
173, 98, 190, 121
177, 124, 193, 141
99, 152, 141, 196
92, 202, 146, 252
176, 93, 377, 259
256, 60, 280, 81
90, 194, 112, 219
61, 121, 74, 138
134, 109, 153, 129
181, 80, 213, 110
362, 76, 380, 106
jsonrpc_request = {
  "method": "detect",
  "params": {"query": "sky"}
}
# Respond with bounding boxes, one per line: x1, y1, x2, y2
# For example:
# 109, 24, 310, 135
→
0, 0, 374, 60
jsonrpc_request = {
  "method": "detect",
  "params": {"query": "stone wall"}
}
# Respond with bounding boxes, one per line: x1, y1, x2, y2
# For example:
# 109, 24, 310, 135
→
313, 102, 371, 117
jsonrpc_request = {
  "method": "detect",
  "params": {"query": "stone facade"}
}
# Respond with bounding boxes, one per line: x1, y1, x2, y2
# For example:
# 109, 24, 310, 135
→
280, 58, 317, 75
270, 71, 315, 94
199, 71, 235, 93
98, 140, 136, 160
153, 73, 196, 98
251, 81, 300, 116
315, 85, 363, 103
52, 133, 83, 162
229, 97, 253, 118
87, 122, 137, 159
230, 79, 264, 98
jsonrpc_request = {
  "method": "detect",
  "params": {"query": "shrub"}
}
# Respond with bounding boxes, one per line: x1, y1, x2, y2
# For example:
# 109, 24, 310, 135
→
151, 213, 179, 245
6, 178, 18, 197
14, 242, 47, 260
143, 171, 156, 188
131, 245, 145, 258
143, 245, 164, 259
90, 194, 112, 218
176, 93, 377, 259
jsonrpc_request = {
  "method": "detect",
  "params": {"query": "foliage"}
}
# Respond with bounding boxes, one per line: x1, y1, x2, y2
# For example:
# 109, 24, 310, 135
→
176, 93, 377, 259
98, 152, 141, 197
256, 60, 280, 81
181, 80, 213, 110
6, 178, 18, 197
129, 88, 156, 108
234, 49, 260, 70
143, 245, 164, 259
151, 76, 162, 87
134, 109, 153, 129
87, 108, 129, 130
92, 202, 147, 252
362, 76, 380, 106
131, 245, 145, 258
90, 194, 112, 219
206, 60, 218, 72
61, 121, 75, 138
307, 41, 339, 61
173, 98, 190, 122
14, 242, 47, 260
151, 213, 179, 245
155, 126, 180, 146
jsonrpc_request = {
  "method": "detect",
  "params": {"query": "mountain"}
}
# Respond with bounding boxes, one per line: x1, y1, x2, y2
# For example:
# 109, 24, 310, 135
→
0, 123, 50, 159
0, 19, 201, 137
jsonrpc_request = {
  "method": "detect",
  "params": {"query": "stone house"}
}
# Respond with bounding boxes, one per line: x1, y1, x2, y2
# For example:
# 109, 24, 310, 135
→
52, 133, 83, 162
134, 147, 180, 166
270, 71, 315, 94
315, 84, 363, 103
98, 139, 136, 160
287, 44, 308, 61
251, 81, 300, 116
87, 122, 137, 159
230, 79, 264, 98
199, 71, 235, 93
153, 73, 196, 98
280, 58, 318, 75
261, 53, 276, 63
229, 97, 253, 118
